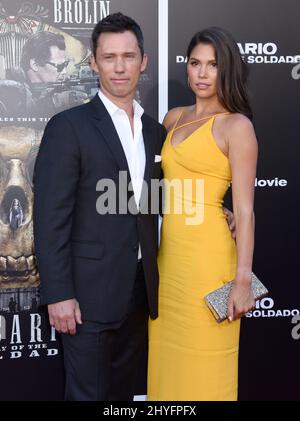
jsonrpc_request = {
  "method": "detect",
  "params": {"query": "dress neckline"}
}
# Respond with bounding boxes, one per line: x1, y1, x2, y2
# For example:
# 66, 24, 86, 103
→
169, 111, 230, 149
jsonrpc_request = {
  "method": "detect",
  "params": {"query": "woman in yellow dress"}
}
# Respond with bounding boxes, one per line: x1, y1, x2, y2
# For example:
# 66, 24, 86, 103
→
148, 27, 258, 401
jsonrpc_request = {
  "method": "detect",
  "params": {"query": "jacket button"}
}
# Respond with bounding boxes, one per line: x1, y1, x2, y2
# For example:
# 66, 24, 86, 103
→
132, 245, 138, 252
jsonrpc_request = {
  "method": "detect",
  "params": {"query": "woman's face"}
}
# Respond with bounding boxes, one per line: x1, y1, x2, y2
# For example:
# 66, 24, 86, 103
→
187, 42, 218, 100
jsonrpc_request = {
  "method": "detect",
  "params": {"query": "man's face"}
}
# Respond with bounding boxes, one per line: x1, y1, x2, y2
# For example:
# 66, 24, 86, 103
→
90, 30, 147, 102
31, 46, 68, 83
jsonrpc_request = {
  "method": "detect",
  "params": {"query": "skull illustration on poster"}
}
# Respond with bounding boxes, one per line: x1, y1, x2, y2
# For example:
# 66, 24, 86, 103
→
0, 126, 41, 289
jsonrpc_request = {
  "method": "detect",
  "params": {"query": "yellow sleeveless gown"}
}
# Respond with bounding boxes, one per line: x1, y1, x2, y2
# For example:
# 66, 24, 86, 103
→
148, 114, 240, 401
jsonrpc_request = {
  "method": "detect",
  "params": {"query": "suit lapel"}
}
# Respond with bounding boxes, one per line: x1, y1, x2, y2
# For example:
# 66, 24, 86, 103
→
142, 115, 155, 187
89, 95, 131, 178
140, 116, 156, 212
89, 95, 156, 214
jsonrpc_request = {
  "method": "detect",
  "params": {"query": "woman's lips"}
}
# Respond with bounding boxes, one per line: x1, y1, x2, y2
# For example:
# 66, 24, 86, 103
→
196, 83, 210, 89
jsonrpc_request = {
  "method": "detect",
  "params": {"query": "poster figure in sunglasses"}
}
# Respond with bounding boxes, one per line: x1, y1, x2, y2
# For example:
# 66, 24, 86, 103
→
5, 31, 88, 116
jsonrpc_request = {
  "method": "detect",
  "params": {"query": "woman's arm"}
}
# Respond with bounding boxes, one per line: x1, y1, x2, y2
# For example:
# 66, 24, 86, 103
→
226, 114, 258, 321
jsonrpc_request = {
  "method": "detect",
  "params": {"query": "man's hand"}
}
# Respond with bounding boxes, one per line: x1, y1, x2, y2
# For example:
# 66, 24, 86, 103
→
48, 298, 82, 335
223, 207, 236, 239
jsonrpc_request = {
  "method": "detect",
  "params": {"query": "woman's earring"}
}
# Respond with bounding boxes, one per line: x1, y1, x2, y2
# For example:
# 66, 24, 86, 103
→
187, 77, 190, 88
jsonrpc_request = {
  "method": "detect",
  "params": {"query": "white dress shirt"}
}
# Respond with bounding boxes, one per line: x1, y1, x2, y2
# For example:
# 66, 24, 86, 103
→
98, 90, 145, 259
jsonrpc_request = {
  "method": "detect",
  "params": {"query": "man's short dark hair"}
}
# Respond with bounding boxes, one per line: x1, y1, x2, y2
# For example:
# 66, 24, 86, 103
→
91, 12, 144, 58
21, 31, 66, 71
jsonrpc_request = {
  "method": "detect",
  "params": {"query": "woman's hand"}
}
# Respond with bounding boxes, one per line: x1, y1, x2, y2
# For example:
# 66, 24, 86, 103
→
227, 276, 255, 321
223, 207, 236, 239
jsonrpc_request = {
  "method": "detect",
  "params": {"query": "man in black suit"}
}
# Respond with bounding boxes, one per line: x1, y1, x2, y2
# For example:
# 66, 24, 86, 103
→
33, 13, 165, 401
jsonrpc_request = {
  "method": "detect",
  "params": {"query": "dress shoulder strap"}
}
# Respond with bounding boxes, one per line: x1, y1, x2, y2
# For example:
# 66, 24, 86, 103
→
173, 112, 231, 132
170, 109, 185, 132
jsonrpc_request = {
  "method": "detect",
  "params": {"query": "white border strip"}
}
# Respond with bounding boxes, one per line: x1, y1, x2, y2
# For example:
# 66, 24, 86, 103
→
158, 0, 169, 123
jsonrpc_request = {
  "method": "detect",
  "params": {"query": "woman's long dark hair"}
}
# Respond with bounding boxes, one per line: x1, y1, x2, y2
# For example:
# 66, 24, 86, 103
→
187, 27, 252, 119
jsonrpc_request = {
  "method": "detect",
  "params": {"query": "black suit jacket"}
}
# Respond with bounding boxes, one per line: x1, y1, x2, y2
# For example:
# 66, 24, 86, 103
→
33, 95, 166, 323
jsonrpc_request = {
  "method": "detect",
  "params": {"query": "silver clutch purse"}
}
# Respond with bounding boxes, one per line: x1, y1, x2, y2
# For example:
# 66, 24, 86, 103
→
204, 272, 268, 323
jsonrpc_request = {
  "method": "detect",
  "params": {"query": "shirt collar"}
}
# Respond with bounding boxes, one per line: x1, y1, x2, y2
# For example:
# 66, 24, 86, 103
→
98, 89, 144, 119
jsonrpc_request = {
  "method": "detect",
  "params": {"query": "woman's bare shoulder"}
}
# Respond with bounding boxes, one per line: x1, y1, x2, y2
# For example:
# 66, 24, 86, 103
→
163, 106, 187, 131
223, 113, 257, 149
224, 113, 254, 132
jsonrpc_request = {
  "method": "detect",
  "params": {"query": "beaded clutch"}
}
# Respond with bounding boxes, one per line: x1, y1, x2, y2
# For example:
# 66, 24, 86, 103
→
204, 272, 268, 323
